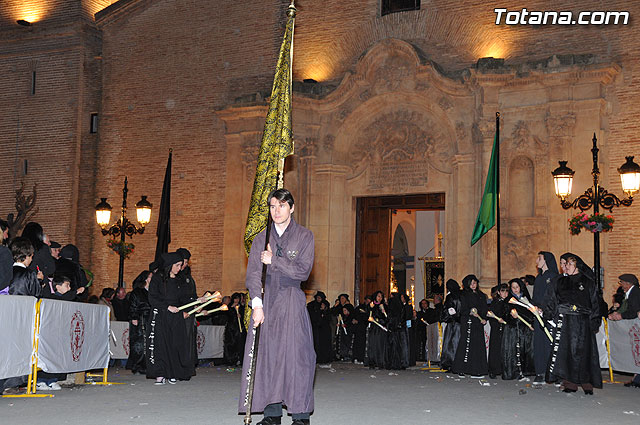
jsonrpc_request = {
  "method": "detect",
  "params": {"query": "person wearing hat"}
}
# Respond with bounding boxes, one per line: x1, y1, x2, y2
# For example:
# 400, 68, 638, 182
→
146, 251, 195, 385
49, 241, 61, 260
608, 274, 640, 321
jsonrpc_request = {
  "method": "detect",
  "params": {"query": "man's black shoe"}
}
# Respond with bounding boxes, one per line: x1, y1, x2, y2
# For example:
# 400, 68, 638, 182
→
256, 417, 281, 425
291, 420, 310, 425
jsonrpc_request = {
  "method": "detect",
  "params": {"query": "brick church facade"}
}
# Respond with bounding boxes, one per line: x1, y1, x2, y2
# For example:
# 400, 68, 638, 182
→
1, 1, 639, 302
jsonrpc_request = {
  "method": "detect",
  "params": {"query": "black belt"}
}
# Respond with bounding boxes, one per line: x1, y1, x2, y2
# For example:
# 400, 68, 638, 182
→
557, 304, 590, 315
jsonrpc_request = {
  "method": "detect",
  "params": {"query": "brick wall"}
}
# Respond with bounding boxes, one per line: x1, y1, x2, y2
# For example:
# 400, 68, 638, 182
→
2, 0, 639, 300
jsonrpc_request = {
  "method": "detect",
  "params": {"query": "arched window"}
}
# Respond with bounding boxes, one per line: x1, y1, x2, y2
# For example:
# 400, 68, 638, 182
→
509, 156, 534, 217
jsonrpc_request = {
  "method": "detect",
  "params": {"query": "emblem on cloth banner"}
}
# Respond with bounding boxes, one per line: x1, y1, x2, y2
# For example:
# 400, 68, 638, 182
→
70, 311, 85, 362
122, 329, 130, 356
484, 329, 490, 350
629, 324, 640, 367
197, 329, 205, 355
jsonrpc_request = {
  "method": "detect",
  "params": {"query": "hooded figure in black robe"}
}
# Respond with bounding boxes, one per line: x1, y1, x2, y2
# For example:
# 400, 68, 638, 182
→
307, 292, 333, 364
544, 253, 602, 393
351, 298, 369, 363
176, 248, 198, 368
502, 278, 535, 380
224, 292, 247, 366
488, 283, 508, 378
366, 290, 388, 369
453, 275, 488, 377
385, 293, 410, 370
146, 252, 195, 382
532, 251, 558, 382
440, 279, 461, 371
126, 270, 152, 374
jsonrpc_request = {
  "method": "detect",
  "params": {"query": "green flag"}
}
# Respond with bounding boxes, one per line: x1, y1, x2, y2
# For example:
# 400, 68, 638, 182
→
243, 5, 296, 255
471, 134, 498, 246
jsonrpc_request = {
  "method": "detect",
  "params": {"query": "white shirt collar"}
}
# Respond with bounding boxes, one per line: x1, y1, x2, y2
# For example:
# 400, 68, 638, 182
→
625, 286, 634, 299
13, 262, 27, 268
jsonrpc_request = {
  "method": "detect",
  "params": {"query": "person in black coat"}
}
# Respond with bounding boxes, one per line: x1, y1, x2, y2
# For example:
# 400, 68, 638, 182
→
544, 253, 602, 394
386, 293, 410, 370
501, 278, 535, 381
307, 291, 333, 364
224, 292, 247, 366
8, 237, 42, 297
41, 275, 85, 300
608, 274, 640, 321
21, 222, 55, 279
366, 290, 389, 369
531, 251, 558, 384
351, 297, 370, 364
126, 270, 152, 374
487, 283, 508, 379
146, 252, 195, 384
440, 279, 461, 372
453, 274, 488, 377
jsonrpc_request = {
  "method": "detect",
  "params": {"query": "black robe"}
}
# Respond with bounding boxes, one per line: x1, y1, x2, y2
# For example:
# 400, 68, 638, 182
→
440, 292, 461, 371
351, 304, 368, 362
146, 273, 195, 380
178, 267, 198, 368
365, 303, 388, 368
336, 309, 356, 361
385, 297, 409, 370
224, 304, 247, 366
544, 273, 602, 388
307, 300, 333, 364
126, 287, 151, 374
533, 252, 559, 377
501, 296, 535, 380
453, 290, 488, 376
415, 308, 428, 361
488, 297, 507, 376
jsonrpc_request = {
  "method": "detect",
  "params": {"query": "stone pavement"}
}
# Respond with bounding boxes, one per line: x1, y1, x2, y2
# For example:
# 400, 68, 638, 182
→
2, 363, 639, 424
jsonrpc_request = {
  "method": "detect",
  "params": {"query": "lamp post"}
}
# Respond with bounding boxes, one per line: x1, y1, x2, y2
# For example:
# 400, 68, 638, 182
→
95, 177, 152, 288
551, 133, 640, 289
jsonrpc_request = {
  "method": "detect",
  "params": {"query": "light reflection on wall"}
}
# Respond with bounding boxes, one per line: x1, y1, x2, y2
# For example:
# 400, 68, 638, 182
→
13, 1, 51, 24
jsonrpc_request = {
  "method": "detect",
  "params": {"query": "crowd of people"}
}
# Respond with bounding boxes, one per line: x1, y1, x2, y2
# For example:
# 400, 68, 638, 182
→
307, 251, 640, 395
0, 219, 248, 394
2, 219, 640, 397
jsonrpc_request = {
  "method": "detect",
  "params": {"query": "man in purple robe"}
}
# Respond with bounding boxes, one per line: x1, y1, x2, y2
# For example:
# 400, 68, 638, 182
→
239, 188, 316, 425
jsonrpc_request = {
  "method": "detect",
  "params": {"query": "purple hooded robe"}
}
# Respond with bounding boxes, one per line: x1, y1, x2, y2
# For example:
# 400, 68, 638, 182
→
239, 217, 316, 414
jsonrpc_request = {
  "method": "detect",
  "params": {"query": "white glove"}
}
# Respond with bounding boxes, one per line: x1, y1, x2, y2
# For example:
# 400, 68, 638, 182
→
448, 307, 456, 315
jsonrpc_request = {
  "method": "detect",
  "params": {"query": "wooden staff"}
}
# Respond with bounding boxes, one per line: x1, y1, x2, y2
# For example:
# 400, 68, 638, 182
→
470, 307, 486, 324
509, 298, 552, 341
487, 310, 506, 324
337, 314, 347, 335
510, 308, 534, 331
243, 213, 273, 424
177, 291, 221, 311
196, 304, 228, 317
186, 294, 223, 316
367, 315, 388, 332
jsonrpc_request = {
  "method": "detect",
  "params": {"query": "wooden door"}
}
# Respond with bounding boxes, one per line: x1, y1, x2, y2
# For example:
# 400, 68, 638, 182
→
358, 198, 391, 300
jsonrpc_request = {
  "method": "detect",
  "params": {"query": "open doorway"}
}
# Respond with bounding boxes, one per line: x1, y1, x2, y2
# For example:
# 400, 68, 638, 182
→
354, 193, 445, 304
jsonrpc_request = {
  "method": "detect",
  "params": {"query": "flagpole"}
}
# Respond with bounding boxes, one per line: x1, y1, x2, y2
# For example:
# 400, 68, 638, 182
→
495, 112, 501, 285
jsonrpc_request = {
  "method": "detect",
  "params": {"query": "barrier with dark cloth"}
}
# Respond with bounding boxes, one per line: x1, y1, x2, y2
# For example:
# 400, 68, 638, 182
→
109, 321, 224, 360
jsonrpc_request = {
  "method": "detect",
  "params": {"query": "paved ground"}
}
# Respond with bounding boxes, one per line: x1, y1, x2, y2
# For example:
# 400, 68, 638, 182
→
2, 363, 639, 424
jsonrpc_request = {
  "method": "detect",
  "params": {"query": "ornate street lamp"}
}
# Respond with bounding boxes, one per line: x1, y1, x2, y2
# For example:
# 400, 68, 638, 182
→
95, 177, 152, 288
551, 133, 640, 289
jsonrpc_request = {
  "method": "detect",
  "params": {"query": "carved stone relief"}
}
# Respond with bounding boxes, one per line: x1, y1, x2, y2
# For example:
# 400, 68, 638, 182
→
502, 219, 547, 275
347, 110, 454, 190
241, 136, 261, 182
